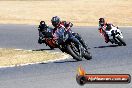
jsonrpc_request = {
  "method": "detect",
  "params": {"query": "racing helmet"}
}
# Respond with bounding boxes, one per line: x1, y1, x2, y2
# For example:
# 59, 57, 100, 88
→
51, 16, 60, 27
99, 18, 105, 27
39, 21, 47, 30
40, 21, 45, 25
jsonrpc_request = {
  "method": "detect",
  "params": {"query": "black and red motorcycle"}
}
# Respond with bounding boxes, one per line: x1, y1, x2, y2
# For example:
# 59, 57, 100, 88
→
38, 28, 92, 61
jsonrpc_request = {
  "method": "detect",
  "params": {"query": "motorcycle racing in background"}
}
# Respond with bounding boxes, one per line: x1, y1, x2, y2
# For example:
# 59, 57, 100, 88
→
38, 21, 55, 49
37, 17, 92, 61
98, 18, 126, 46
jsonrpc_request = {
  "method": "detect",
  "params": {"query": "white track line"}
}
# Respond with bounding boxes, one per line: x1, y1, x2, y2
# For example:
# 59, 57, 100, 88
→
0, 48, 70, 68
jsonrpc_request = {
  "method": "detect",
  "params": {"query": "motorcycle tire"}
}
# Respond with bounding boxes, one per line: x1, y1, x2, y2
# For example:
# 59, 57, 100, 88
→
67, 44, 83, 61
117, 36, 126, 46
83, 52, 92, 60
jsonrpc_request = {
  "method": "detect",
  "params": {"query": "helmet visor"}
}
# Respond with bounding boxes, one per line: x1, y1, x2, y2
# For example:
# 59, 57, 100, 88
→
52, 21, 59, 27
99, 21, 104, 26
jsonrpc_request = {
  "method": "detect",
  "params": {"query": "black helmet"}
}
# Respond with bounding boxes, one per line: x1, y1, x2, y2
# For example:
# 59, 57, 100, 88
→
51, 16, 60, 27
40, 21, 45, 25
39, 21, 47, 29
99, 18, 105, 26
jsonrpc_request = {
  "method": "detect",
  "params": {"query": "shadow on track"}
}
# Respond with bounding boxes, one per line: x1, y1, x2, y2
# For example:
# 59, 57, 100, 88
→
94, 44, 119, 48
54, 60, 79, 63
32, 48, 54, 51
38, 60, 79, 64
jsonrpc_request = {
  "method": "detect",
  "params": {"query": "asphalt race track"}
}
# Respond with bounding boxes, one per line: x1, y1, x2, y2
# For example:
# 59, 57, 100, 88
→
0, 24, 132, 88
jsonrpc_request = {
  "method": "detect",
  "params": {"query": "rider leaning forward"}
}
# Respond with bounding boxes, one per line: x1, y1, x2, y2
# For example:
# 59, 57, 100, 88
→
98, 18, 118, 43
51, 16, 89, 51
38, 16, 89, 51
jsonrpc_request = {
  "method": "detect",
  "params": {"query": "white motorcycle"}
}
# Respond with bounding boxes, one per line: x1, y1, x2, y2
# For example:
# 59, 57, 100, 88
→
105, 26, 126, 46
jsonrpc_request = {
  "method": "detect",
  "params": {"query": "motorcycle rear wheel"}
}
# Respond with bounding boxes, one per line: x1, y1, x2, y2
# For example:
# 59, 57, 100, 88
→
83, 51, 92, 60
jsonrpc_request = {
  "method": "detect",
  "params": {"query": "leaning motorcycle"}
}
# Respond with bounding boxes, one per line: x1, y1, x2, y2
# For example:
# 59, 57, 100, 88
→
40, 29, 92, 61
100, 26, 126, 46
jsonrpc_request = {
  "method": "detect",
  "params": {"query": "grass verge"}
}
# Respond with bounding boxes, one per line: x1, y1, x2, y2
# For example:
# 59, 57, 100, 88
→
0, 48, 68, 67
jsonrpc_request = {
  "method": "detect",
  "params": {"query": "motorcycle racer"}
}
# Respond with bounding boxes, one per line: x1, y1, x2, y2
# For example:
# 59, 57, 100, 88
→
51, 16, 89, 51
38, 21, 53, 44
98, 18, 116, 43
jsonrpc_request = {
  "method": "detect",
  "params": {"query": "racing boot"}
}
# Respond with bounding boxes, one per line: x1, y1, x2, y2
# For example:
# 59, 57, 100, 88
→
104, 33, 109, 43
38, 37, 43, 44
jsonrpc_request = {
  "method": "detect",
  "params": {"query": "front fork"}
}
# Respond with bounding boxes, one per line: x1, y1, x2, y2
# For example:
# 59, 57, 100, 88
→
72, 33, 88, 50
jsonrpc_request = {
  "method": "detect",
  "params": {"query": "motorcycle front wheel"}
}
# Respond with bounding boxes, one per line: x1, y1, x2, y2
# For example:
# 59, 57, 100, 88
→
116, 36, 126, 46
67, 42, 83, 61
